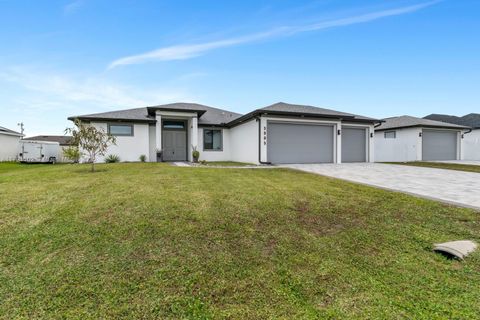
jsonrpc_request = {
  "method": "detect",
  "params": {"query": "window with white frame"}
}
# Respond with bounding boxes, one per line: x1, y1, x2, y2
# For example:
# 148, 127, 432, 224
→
384, 131, 396, 139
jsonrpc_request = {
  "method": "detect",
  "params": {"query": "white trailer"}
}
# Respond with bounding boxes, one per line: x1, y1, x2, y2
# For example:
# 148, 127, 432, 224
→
18, 140, 60, 163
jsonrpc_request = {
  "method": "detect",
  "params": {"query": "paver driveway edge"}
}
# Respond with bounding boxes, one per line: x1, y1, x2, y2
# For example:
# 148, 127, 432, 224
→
281, 163, 480, 212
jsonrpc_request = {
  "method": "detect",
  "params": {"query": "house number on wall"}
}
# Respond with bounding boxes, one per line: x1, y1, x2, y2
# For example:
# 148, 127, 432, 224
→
264, 126, 267, 145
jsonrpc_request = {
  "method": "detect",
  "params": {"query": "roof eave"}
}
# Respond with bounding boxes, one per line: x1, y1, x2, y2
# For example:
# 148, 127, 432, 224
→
0, 131, 23, 137
68, 116, 156, 124
146, 107, 207, 117
226, 110, 379, 128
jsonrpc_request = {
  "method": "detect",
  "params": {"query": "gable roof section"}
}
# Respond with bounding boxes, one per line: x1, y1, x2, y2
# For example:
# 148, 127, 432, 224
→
69, 103, 242, 126
0, 126, 22, 137
24, 135, 74, 146
228, 102, 379, 127
425, 113, 480, 129
146, 103, 242, 126
376, 115, 470, 131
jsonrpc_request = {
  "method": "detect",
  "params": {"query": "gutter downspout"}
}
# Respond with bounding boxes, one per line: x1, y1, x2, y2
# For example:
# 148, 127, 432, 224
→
461, 128, 472, 140
257, 116, 271, 165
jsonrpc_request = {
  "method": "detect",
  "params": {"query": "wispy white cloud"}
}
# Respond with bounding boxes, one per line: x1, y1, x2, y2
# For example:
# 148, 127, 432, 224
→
64, 0, 85, 15
108, 28, 287, 69
0, 67, 195, 135
108, 1, 441, 69
0, 67, 192, 108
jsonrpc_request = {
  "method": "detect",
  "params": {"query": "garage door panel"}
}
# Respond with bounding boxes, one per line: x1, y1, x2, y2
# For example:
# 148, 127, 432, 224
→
342, 127, 367, 163
267, 122, 334, 164
422, 130, 458, 161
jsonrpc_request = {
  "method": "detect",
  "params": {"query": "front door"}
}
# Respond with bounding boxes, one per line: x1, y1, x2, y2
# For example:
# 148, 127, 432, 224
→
162, 122, 187, 161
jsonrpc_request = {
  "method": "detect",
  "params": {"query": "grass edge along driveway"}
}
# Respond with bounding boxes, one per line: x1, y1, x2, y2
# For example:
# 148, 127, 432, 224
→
386, 161, 480, 174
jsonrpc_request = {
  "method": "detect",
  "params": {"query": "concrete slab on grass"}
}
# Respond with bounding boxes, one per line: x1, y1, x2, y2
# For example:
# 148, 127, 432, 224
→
433, 240, 478, 260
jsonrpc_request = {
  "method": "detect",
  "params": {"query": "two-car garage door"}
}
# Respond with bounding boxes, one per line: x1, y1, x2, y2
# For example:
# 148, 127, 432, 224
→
267, 122, 334, 164
266, 122, 368, 164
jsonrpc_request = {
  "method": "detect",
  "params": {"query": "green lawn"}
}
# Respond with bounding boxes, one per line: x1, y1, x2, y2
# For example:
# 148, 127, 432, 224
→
1, 163, 480, 319
389, 161, 480, 173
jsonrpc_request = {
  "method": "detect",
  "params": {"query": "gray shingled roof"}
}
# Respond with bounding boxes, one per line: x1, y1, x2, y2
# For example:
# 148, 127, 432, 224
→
425, 113, 480, 129
0, 126, 22, 136
147, 103, 242, 125
69, 107, 154, 123
259, 102, 378, 121
227, 102, 380, 126
376, 115, 470, 131
25, 135, 74, 146
69, 103, 242, 126
69, 101, 379, 126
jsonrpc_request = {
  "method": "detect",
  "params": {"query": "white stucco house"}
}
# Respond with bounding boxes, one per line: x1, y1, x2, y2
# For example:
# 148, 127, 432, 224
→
374, 115, 470, 162
424, 113, 480, 160
0, 126, 23, 161
68, 102, 380, 164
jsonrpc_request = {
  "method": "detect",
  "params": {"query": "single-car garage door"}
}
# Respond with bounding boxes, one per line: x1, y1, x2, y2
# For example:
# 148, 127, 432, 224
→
267, 122, 334, 164
422, 129, 458, 161
342, 127, 367, 162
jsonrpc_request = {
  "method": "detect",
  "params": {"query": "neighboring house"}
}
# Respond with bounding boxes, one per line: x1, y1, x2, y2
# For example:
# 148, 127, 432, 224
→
68, 102, 379, 164
374, 115, 470, 162
424, 113, 480, 160
0, 126, 23, 161
24, 136, 75, 162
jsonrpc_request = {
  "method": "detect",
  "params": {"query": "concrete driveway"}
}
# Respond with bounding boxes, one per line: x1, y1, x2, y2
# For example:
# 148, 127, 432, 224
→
283, 163, 480, 210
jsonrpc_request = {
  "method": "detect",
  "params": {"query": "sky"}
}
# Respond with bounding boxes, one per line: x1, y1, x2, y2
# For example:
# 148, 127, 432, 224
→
0, 0, 479, 136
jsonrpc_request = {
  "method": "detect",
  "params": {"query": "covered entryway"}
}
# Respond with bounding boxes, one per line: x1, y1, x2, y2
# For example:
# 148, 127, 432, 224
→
267, 122, 334, 164
162, 120, 187, 161
422, 129, 458, 161
341, 127, 367, 162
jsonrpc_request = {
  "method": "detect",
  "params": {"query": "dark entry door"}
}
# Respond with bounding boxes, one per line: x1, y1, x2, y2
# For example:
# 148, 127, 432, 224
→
163, 130, 187, 161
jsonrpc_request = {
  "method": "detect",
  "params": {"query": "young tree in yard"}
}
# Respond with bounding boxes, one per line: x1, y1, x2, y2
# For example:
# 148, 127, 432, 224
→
65, 120, 116, 172
63, 146, 82, 163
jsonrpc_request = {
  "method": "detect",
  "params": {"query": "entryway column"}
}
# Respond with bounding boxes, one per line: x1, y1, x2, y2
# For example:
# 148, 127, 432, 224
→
155, 112, 162, 152
191, 116, 198, 150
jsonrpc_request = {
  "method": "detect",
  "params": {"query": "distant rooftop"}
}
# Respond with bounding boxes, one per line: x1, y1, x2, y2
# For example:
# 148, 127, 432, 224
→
425, 113, 480, 129
25, 135, 74, 146
376, 115, 470, 131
